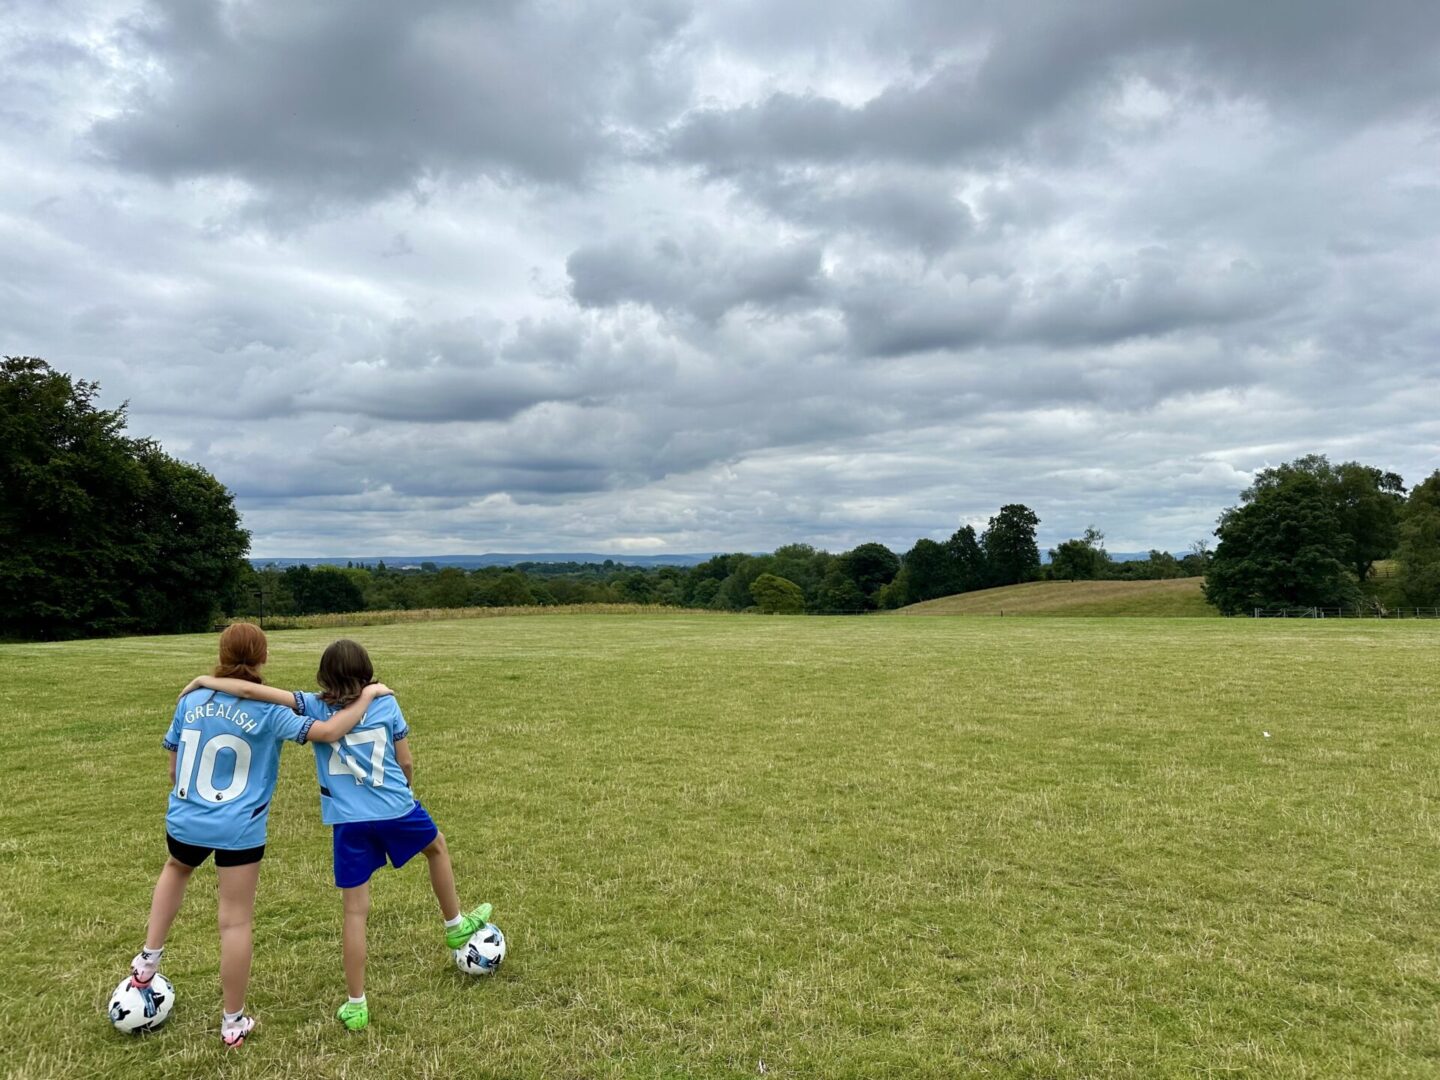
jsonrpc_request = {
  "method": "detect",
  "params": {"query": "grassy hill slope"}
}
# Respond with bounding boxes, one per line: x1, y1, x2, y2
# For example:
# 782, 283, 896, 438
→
898, 575, 1215, 616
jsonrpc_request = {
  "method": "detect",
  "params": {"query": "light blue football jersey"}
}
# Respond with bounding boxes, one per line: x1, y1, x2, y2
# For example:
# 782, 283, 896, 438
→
299, 692, 415, 825
162, 689, 311, 850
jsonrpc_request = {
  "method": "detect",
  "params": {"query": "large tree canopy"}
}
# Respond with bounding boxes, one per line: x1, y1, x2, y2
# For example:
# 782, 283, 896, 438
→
1203, 470, 1359, 615
749, 572, 805, 614
839, 542, 901, 609
1244, 455, 1404, 580
0, 356, 249, 639
945, 524, 989, 593
982, 504, 1041, 587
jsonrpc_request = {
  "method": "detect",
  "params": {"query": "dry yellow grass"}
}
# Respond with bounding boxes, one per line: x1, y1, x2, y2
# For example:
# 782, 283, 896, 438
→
898, 576, 1215, 617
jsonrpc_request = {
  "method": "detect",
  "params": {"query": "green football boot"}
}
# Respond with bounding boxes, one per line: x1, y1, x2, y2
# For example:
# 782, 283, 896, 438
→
336, 1000, 369, 1032
445, 903, 494, 950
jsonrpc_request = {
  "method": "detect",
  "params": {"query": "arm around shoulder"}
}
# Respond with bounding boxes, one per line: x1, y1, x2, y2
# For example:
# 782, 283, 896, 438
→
180, 675, 295, 708
306, 683, 394, 744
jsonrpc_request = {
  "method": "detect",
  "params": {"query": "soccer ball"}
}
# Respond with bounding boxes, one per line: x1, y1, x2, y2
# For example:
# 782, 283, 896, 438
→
454, 923, 506, 976
108, 974, 175, 1034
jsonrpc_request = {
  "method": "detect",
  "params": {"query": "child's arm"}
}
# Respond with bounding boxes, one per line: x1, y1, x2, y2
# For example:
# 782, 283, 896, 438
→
306, 685, 391, 744
177, 675, 392, 712
177, 676, 296, 708
174, 676, 392, 744
394, 737, 414, 786
168, 749, 177, 786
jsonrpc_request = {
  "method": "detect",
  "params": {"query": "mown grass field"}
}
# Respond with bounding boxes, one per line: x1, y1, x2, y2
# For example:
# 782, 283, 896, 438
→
900, 577, 1214, 617
2, 614, 1438, 1078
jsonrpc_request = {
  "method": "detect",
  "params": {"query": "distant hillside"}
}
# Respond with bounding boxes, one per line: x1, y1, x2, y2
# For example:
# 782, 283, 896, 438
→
898, 577, 1215, 617
250, 552, 731, 570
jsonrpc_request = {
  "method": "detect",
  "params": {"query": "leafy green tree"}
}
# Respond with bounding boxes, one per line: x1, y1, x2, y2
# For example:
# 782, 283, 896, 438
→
690, 577, 721, 607
770, 543, 829, 601
477, 571, 536, 607
683, 554, 737, 605
0, 357, 250, 639
1179, 540, 1211, 577
982, 504, 1041, 586
873, 573, 909, 609
644, 566, 683, 606
1245, 455, 1403, 580
426, 566, 474, 608
839, 543, 900, 607
127, 446, 251, 633
285, 565, 366, 614
1334, 462, 1405, 579
1144, 550, 1183, 579
945, 524, 988, 592
1047, 526, 1110, 581
1395, 471, 1440, 606
1204, 473, 1360, 614
814, 568, 867, 613
618, 571, 654, 603
750, 573, 805, 613
899, 538, 956, 604
233, 564, 297, 617
703, 553, 768, 610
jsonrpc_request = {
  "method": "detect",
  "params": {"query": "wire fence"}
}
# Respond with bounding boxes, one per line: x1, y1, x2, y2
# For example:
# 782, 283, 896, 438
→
1252, 606, 1440, 619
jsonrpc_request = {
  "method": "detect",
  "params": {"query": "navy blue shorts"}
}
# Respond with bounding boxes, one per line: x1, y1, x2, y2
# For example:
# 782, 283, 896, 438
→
332, 802, 439, 888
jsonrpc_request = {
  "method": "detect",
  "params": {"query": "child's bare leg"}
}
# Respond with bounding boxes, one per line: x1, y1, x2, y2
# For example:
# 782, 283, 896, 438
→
144, 856, 194, 950
341, 883, 370, 999
421, 832, 461, 921
216, 862, 261, 1016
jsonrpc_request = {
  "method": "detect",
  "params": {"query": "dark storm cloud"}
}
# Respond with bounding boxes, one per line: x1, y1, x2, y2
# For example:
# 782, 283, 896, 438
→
4, 0, 1439, 555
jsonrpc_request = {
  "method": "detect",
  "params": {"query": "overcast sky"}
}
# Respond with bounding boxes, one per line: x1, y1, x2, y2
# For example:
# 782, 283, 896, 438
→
4, 1, 1438, 557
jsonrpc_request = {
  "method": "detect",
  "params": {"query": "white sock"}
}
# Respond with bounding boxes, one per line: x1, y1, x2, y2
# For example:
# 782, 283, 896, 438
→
223, 1009, 245, 1025
141, 946, 164, 961
348, 995, 366, 1005
444, 914, 463, 928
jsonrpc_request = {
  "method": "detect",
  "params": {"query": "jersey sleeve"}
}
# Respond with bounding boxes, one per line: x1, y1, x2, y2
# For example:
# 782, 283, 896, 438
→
391, 699, 409, 741
299, 691, 332, 721
267, 700, 314, 745
162, 698, 183, 751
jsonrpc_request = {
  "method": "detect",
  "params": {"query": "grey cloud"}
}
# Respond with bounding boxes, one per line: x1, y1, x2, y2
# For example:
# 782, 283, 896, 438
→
1013, 253, 1294, 348
670, 1, 1440, 174
92, 0, 692, 207
837, 250, 1293, 358
567, 233, 824, 321
841, 275, 1015, 357
745, 171, 975, 255
5, 0, 1439, 556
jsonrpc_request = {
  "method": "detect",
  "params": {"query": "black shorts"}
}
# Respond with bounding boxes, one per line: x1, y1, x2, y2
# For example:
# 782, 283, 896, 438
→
166, 833, 266, 868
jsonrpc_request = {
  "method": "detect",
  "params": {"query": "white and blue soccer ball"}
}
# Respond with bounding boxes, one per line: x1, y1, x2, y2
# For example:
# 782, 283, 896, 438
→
454, 923, 506, 976
108, 974, 175, 1034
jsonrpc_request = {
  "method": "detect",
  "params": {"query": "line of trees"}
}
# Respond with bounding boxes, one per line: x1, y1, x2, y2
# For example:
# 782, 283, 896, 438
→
15, 358, 1436, 636
237, 504, 1052, 617
1042, 526, 1212, 583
